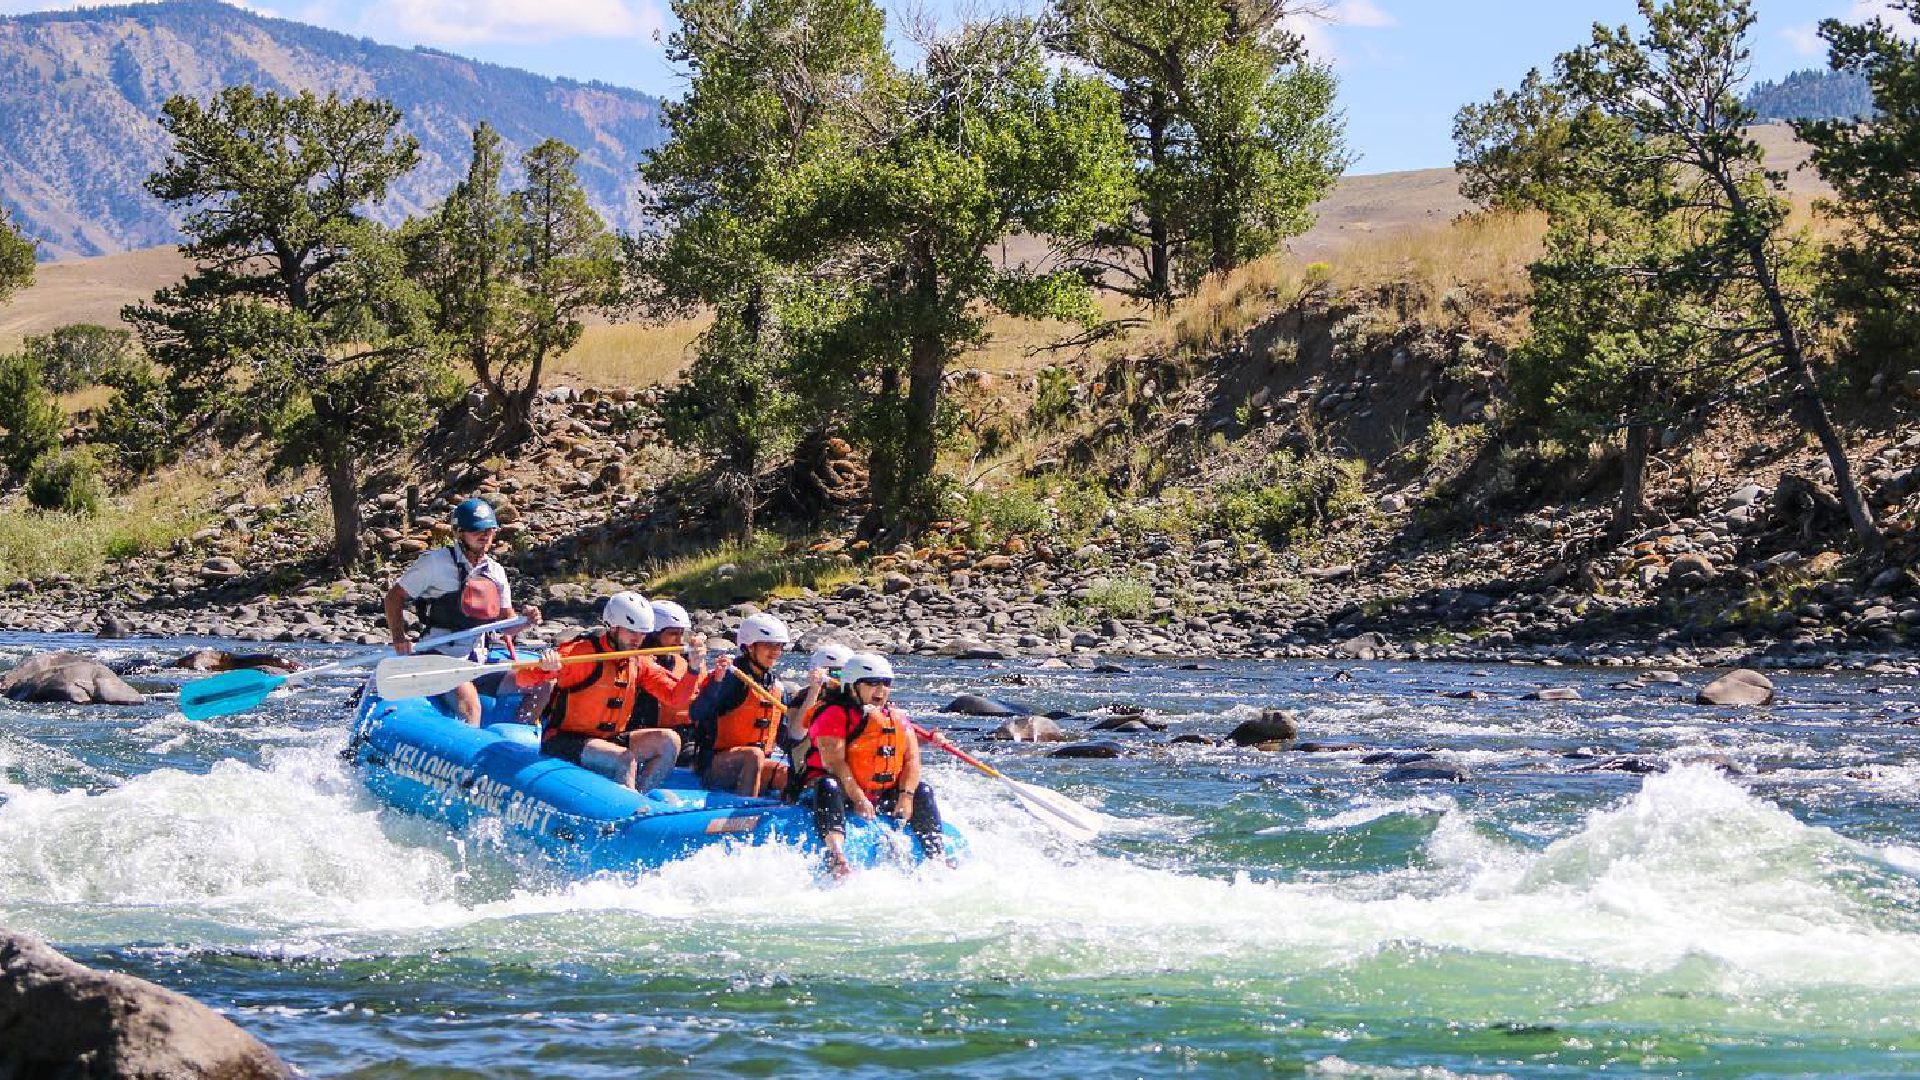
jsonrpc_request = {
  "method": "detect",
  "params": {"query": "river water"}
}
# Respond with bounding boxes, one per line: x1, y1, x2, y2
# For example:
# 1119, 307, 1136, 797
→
2, 630, 1919, 1077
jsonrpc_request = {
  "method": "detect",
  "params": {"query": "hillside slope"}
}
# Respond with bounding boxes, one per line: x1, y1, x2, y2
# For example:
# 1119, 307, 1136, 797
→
0, 0, 665, 260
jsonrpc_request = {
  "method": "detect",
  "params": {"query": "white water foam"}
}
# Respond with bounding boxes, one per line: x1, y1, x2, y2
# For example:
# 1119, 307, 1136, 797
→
4, 746, 1920, 1013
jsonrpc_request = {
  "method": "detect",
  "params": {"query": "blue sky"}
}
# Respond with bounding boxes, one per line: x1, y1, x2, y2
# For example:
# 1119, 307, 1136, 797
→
5, 0, 1911, 172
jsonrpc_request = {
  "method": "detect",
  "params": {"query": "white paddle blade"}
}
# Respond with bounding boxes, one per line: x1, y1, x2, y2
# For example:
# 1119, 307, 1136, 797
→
1003, 778, 1103, 840
374, 655, 513, 699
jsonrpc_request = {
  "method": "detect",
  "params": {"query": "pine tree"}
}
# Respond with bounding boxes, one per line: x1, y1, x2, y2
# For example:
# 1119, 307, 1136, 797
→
125, 87, 445, 567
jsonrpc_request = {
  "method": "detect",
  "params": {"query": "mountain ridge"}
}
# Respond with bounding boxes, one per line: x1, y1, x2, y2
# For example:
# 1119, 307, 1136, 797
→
0, 0, 666, 260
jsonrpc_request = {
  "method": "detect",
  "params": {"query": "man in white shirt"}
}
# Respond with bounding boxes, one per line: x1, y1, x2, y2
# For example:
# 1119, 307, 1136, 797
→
384, 497, 541, 725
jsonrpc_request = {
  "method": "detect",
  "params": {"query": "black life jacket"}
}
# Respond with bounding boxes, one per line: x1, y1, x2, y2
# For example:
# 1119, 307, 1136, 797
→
414, 545, 505, 633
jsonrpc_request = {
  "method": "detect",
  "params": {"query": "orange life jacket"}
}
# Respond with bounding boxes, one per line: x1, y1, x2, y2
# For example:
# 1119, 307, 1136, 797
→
637, 654, 694, 730
709, 668, 784, 755
819, 703, 912, 798
539, 632, 637, 741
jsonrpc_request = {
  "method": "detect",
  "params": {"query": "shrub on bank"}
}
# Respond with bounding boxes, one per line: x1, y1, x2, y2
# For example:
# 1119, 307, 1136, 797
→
26, 449, 104, 514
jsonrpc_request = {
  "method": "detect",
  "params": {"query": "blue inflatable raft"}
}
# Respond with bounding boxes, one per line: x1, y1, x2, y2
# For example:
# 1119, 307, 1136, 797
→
344, 668, 963, 874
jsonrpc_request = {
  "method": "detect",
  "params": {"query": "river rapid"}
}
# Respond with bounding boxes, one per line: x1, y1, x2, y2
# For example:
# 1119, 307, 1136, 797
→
2, 630, 1919, 1077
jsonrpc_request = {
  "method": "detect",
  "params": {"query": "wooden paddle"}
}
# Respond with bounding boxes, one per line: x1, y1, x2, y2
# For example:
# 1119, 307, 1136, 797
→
179, 616, 530, 722
374, 645, 684, 700
910, 722, 1104, 841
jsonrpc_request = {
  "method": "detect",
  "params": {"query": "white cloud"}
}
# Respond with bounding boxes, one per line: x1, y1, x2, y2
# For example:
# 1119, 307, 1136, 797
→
1286, 1, 1395, 66
1328, 0, 1395, 29
1845, 0, 1920, 35
1782, 22, 1824, 55
371, 0, 664, 44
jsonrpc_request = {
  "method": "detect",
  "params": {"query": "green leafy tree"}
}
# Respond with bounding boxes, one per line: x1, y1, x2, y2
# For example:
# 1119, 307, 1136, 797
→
22, 324, 136, 395
1795, 1, 1920, 381
0, 208, 33, 304
1049, 0, 1346, 306
1472, 0, 1880, 549
124, 87, 441, 567
637, 0, 891, 540
409, 126, 622, 439
1453, 68, 1579, 213
796, 19, 1132, 537
0, 353, 64, 475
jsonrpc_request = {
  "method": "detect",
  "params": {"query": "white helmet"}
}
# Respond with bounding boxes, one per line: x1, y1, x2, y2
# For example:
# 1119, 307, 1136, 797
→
810, 643, 855, 672
650, 600, 691, 632
736, 612, 791, 646
604, 591, 656, 634
842, 652, 895, 684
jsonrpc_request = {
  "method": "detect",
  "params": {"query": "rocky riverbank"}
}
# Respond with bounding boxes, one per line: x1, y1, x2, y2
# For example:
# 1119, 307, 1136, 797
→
2, 365, 1915, 675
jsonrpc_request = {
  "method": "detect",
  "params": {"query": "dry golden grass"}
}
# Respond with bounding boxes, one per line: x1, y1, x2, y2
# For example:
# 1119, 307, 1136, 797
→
553, 317, 709, 386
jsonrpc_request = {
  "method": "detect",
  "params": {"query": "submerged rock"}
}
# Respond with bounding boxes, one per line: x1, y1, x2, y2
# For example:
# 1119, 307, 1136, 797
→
171, 649, 298, 674
0, 930, 292, 1079
1381, 755, 1471, 782
1696, 669, 1774, 706
944, 694, 1031, 717
0, 652, 145, 705
1049, 740, 1124, 759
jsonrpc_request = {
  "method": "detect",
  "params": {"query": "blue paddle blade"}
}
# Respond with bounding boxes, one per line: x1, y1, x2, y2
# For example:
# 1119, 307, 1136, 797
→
179, 668, 287, 722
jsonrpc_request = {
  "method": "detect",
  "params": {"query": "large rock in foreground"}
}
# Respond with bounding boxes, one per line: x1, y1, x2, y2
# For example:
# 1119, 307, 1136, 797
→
0, 652, 145, 705
1696, 669, 1774, 707
0, 929, 293, 1078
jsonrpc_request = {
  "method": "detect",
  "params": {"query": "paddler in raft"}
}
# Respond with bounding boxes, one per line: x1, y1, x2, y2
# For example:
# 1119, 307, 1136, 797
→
689, 613, 796, 797
384, 497, 541, 726
515, 592, 688, 792
627, 599, 726, 766
797, 652, 947, 877
778, 642, 855, 800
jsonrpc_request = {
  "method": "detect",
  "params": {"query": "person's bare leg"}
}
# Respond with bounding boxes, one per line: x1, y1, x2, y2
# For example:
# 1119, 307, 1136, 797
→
580, 740, 640, 788
444, 683, 483, 726
630, 730, 680, 792
731, 747, 767, 796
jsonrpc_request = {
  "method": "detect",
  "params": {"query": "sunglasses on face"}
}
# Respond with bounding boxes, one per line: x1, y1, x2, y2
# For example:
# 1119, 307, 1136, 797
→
857, 678, 893, 688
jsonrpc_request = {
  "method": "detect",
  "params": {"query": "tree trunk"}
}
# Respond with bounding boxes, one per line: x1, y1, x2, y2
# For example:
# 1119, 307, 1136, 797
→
1716, 173, 1882, 550
1146, 97, 1172, 308
890, 244, 946, 540
324, 447, 361, 568
857, 366, 902, 543
1611, 419, 1651, 539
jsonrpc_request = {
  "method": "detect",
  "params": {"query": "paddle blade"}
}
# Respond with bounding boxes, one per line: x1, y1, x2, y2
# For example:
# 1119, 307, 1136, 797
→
179, 668, 285, 722
1002, 777, 1103, 841
374, 654, 500, 700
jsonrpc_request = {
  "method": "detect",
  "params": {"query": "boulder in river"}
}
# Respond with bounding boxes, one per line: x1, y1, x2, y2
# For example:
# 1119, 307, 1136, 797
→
1049, 740, 1124, 759
1091, 718, 1154, 734
1170, 734, 1219, 746
1696, 669, 1774, 706
0, 930, 293, 1079
989, 716, 1067, 742
1526, 687, 1582, 701
1226, 708, 1298, 748
1333, 632, 1389, 660
944, 694, 1031, 717
0, 652, 145, 705
1381, 755, 1471, 782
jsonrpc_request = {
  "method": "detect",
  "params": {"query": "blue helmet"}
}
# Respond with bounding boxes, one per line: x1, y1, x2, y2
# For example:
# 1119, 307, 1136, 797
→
452, 498, 499, 532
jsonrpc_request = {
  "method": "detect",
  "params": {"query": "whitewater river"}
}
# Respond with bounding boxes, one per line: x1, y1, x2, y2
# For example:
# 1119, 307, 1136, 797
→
3, 631, 1919, 1077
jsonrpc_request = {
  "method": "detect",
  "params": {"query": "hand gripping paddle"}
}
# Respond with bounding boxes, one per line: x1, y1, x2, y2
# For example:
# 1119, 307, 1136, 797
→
373, 646, 684, 700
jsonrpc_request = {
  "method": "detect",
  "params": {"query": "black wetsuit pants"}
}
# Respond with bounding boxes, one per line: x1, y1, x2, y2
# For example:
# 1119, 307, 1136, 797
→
807, 778, 944, 856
